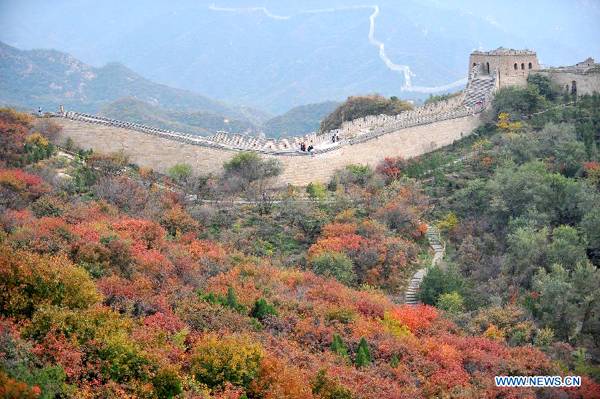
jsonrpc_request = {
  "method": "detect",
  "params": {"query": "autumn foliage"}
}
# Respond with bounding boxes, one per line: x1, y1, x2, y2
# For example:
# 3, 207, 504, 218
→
1, 109, 598, 397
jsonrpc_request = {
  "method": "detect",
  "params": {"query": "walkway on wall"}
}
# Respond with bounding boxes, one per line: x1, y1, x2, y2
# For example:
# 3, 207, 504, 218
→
404, 224, 445, 305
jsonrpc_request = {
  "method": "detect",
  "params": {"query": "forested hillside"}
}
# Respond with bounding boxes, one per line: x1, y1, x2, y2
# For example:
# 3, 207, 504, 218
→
262, 101, 339, 137
99, 98, 257, 136
1, 96, 599, 396
391, 75, 600, 367
319, 95, 412, 133
0, 41, 269, 124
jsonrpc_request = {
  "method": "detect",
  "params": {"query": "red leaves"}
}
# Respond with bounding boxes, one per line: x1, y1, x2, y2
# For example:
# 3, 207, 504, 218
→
388, 304, 440, 334
0, 169, 51, 203
376, 157, 405, 182
113, 218, 166, 249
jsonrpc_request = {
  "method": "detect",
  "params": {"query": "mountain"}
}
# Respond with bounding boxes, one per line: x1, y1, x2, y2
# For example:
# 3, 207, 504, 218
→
319, 95, 412, 133
0, 41, 270, 124
100, 98, 339, 138
261, 101, 340, 137
1, 0, 597, 113
98, 97, 257, 136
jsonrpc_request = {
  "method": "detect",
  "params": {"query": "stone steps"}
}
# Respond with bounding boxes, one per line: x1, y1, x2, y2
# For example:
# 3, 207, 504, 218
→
462, 73, 497, 108
404, 224, 445, 305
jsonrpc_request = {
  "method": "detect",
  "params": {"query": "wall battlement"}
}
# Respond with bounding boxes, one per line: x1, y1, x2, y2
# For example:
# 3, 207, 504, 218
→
50, 47, 599, 185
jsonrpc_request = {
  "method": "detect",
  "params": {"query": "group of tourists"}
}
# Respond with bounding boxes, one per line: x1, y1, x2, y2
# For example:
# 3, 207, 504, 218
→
37, 105, 64, 117
300, 142, 314, 152
331, 132, 340, 143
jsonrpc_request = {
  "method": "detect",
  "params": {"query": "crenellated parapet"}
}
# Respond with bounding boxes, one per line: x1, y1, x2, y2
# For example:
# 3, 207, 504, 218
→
57, 73, 494, 157
334, 92, 467, 139
54, 52, 502, 157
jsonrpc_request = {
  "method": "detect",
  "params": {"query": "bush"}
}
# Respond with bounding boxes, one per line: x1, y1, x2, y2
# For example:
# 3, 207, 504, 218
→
167, 163, 192, 183
190, 333, 264, 390
309, 250, 356, 286
6, 364, 72, 399
493, 85, 547, 118
355, 338, 371, 368
306, 182, 327, 200
222, 152, 282, 192
0, 245, 99, 319
151, 367, 182, 399
330, 334, 348, 357
437, 292, 465, 314
418, 266, 464, 306
527, 74, 560, 101
311, 368, 353, 399
250, 298, 278, 321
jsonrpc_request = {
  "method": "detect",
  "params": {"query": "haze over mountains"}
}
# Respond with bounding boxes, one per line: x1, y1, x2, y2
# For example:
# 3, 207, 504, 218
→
0, 41, 338, 137
1, 0, 598, 114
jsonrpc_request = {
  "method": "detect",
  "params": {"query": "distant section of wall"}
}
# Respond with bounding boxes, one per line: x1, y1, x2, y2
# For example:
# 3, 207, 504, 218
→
539, 71, 600, 96
53, 111, 486, 186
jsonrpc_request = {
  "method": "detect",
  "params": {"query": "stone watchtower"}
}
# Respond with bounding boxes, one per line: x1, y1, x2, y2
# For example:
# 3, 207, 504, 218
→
469, 47, 540, 87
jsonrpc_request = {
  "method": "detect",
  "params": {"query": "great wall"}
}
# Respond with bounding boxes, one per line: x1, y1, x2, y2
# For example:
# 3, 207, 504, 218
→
51, 48, 600, 186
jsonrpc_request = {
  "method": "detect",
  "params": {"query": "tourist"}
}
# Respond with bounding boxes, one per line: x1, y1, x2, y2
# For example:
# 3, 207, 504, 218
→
60, 105, 64, 114
307, 144, 314, 152
38, 107, 42, 117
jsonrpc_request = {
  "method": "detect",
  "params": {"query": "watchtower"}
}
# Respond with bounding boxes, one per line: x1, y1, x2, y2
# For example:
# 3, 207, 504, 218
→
469, 47, 540, 87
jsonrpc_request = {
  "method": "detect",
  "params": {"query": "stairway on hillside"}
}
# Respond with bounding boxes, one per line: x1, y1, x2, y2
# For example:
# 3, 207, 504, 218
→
462, 74, 497, 108
404, 224, 445, 305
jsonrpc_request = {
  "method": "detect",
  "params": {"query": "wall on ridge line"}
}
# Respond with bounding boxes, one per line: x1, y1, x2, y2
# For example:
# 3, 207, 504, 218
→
53, 111, 486, 186
538, 71, 600, 96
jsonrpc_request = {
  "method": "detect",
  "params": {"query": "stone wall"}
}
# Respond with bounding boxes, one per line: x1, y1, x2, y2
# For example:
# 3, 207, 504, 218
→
50, 47, 508, 186
54, 110, 487, 186
539, 70, 600, 96
334, 92, 466, 139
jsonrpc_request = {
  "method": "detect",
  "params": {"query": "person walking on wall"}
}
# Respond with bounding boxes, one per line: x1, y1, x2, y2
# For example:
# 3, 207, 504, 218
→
59, 105, 64, 114
38, 107, 42, 117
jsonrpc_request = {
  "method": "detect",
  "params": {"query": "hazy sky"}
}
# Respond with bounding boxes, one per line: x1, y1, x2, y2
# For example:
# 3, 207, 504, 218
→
1, 0, 598, 110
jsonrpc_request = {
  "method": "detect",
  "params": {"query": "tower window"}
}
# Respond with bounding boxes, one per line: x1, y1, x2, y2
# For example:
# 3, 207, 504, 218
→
521, 63, 525, 70
514, 63, 517, 70
528, 62, 532, 69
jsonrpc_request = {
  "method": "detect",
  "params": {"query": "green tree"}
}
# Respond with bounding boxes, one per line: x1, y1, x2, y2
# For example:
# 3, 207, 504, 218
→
493, 85, 547, 118
418, 265, 464, 306
355, 338, 371, 368
527, 74, 559, 101
533, 263, 600, 342
167, 163, 192, 184
437, 292, 465, 314
222, 152, 282, 191
309, 251, 356, 286
581, 208, 600, 263
226, 287, 246, 314
503, 226, 549, 288
547, 225, 588, 271
306, 182, 327, 201
330, 334, 348, 357
250, 297, 277, 321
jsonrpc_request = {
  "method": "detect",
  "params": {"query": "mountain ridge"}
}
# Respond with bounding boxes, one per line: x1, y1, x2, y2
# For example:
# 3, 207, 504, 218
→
0, 41, 271, 124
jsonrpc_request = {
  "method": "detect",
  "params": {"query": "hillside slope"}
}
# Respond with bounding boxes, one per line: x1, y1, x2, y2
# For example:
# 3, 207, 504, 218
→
0, 41, 270, 124
262, 101, 340, 137
98, 98, 257, 136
